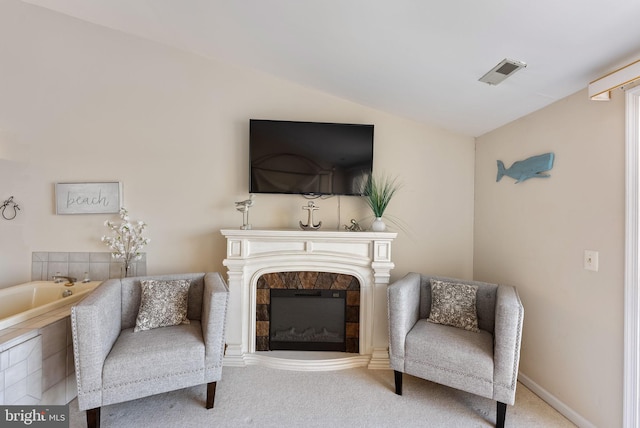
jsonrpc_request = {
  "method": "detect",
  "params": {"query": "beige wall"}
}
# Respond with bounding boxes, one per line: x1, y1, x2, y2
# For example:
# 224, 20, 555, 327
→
475, 89, 625, 427
0, 0, 475, 288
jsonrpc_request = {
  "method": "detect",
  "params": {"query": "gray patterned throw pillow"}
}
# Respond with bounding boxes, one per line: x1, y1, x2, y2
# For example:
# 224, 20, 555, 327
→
134, 279, 191, 332
427, 279, 479, 332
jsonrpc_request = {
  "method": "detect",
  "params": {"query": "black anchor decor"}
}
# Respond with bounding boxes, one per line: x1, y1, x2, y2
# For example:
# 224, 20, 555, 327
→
1, 196, 20, 220
299, 201, 322, 230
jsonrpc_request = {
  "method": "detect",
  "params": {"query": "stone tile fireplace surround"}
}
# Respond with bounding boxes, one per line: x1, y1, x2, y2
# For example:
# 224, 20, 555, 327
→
221, 229, 396, 371
256, 271, 360, 353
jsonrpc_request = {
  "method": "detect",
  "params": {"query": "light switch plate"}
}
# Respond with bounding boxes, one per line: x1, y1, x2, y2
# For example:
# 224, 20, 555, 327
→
584, 250, 599, 272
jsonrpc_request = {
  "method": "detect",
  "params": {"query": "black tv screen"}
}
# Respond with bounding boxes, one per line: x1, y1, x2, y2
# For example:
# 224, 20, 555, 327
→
249, 119, 374, 196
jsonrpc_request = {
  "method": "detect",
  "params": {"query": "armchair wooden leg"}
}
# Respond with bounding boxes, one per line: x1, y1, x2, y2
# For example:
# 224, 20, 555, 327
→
86, 407, 100, 428
206, 381, 217, 409
394, 370, 403, 395
496, 401, 507, 428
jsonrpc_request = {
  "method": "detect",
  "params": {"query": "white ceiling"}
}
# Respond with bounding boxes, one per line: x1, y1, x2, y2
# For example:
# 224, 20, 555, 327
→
22, 0, 640, 137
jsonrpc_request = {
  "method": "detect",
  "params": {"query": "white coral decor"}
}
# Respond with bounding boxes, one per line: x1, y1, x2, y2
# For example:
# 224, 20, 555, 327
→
101, 207, 150, 276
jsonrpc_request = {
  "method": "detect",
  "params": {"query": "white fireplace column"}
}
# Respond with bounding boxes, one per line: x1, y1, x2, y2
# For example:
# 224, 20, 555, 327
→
220, 229, 397, 371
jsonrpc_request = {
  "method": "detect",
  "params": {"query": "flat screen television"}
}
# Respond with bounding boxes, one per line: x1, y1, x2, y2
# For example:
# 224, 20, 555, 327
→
249, 119, 374, 196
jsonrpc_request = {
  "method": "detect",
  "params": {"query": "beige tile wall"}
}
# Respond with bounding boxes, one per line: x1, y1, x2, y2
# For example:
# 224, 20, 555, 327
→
32, 252, 146, 282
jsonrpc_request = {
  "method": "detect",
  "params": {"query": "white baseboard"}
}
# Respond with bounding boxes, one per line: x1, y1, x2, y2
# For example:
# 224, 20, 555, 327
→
518, 372, 596, 428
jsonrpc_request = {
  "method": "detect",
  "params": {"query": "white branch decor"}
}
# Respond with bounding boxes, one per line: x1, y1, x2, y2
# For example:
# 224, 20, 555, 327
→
101, 207, 150, 277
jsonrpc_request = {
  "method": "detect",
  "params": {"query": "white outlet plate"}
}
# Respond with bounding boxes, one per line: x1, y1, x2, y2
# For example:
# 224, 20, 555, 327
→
584, 250, 599, 272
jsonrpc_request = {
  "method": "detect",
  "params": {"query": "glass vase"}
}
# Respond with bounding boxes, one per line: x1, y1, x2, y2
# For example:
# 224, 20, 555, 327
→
121, 263, 131, 278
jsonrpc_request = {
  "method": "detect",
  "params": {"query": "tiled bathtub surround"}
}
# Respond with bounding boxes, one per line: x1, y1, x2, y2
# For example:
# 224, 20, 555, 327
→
0, 335, 41, 405
1, 254, 146, 406
31, 252, 146, 282
0, 307, 77, 405
256, 271, 360, 353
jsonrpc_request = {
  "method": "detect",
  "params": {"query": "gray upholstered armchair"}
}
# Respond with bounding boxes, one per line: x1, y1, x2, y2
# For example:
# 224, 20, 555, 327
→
388, 273, 523, 428
71, 272, 229, 428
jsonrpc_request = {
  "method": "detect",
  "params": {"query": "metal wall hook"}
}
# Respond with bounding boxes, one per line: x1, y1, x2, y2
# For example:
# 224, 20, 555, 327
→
1, 196, 20, 220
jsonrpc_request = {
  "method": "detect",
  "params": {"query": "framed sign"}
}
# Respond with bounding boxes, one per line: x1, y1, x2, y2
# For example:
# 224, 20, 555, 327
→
55, 182, 122, 214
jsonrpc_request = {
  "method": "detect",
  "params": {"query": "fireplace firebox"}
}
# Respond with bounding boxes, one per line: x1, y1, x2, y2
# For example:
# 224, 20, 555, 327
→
269, 289, 346, 352
255, 271, 360, 353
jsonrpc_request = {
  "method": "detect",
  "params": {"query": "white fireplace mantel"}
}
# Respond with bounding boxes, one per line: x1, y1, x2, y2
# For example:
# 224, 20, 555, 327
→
220, 228, 397, 371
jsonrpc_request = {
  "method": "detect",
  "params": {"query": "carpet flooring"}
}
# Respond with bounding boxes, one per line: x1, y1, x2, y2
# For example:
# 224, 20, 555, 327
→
68, 366, 576, 427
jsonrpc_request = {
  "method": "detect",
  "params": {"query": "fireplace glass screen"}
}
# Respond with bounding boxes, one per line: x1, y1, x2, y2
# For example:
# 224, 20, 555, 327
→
269, 289, 346, 351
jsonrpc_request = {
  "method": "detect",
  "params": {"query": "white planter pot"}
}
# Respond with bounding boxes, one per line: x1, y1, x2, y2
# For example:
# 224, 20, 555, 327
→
371, 217, 386, 232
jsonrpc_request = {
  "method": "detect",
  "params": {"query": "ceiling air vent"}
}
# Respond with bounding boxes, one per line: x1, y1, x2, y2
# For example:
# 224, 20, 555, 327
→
479, 58, 527, 85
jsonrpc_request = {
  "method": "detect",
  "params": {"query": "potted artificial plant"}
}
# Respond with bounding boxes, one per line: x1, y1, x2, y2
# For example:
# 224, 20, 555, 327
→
362, 174, 400, 231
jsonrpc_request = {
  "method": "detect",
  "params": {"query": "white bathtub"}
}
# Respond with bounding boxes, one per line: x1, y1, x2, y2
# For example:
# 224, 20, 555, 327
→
0, 280, 103, 330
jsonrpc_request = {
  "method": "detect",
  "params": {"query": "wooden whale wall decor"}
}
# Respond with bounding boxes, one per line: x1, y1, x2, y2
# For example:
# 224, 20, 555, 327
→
497, 153, 555, 183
